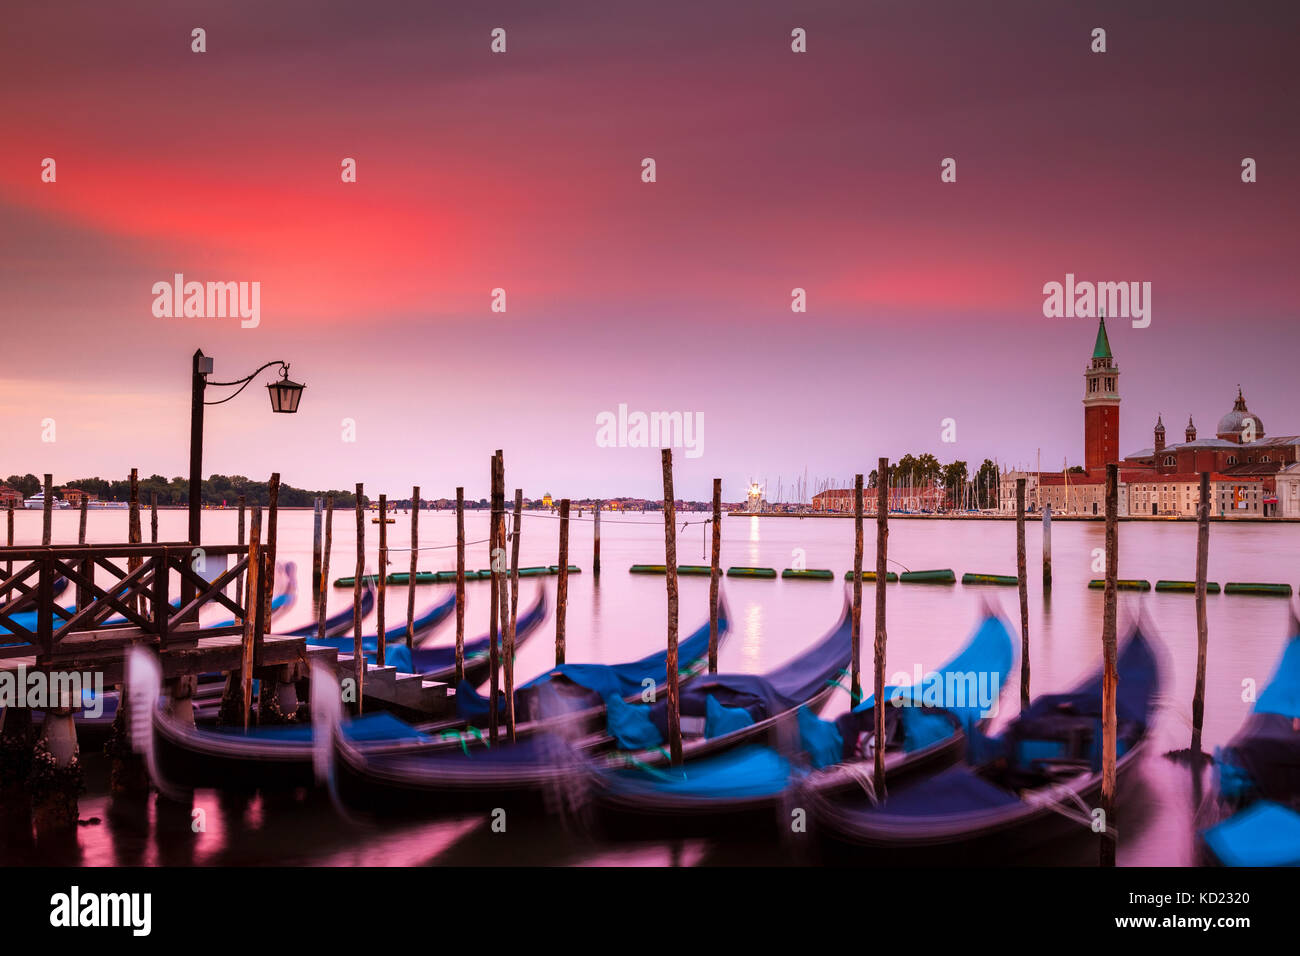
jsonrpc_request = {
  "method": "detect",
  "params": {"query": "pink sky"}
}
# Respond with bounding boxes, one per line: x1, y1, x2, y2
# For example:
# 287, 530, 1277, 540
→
2, 1, 1298, 499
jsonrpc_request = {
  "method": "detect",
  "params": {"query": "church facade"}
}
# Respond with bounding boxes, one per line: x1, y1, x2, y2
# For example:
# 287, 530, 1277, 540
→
1001, 317, 1289, 517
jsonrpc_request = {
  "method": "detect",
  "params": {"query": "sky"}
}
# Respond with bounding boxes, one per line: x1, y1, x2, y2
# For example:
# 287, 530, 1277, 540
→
2, 0, 1298, 501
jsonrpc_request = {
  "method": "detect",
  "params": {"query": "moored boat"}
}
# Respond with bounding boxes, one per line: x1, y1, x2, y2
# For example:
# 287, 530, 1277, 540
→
807, 619, 1162, 863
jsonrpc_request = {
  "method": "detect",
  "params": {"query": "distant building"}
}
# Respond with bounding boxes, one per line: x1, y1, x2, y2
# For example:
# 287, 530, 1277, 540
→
1276, 463, 1300, 519
61, 488, 98, 507
0, 485, 22, 509
541, 493, 553, 508
1003, 318, 1294, 518
813, 483, 945, 514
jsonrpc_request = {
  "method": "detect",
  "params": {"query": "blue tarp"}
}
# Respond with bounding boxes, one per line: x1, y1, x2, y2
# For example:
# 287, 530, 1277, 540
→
1202, 801, 1300, 867
1255, 630, 1300, 720
306, 590, 456, 659
456, 607, 726, 721
601, 745, 799, 800
851, 614, 1014, 737
645, 599, 851, 735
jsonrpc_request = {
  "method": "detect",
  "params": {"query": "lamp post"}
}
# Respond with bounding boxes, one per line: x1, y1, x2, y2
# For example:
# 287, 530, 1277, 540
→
185, 348, 305, 603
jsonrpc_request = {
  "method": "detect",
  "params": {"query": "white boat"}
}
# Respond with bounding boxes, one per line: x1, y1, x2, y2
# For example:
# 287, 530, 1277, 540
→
23, 493, 72, 510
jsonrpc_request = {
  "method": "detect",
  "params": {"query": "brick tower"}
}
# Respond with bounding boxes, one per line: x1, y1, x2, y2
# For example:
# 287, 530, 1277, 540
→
1083, 316, 1120, 471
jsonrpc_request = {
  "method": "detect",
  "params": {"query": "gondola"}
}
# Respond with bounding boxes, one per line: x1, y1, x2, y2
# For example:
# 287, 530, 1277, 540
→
1197, 605, 1300, 866
136, 586, 547, 791
586, 601, 1014, 835
280, 582, 375, 639
323, 594, 732, 813
302, 586, 457, 668
808, 619, 1162, 863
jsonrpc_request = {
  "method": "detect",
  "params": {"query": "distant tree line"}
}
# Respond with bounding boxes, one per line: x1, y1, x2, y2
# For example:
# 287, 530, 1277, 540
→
3, 473, 362, 508
865, 455, 1001, 510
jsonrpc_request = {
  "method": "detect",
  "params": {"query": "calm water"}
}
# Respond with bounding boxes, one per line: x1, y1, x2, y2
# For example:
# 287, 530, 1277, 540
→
7, 508, 1298, 866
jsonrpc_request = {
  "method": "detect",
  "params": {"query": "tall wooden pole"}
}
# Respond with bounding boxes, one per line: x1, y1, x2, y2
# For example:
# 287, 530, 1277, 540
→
376, 493, 387, 667
353, 483, 365, 714
312, 496, 323, 609
260, 474, 280, 669
1016, 477, 1030, 709
593, 500, 601, 578
874, 459, 889, 796
127, 470, 141, 613
455, 487, 466, 682
708, 478, 722, 674
150, 491, 159, 543
316, 494, 334, 643
662, 450, 682, 766
263, 473, 279, 626
5, 501, 13, 579
1042, 501, 1053, 590
1191, 471, 1211, 759
407, 486, 419, 649
506, 489, 522, 741
556, 499, 570, 665
78, 493, 89, 611
1100, 463, 1119, 867
240, 505, 262, 730
235, 495, 246, 616
42, 473, 53, 546
852, 473, 864, 705
488, 452, 502, 742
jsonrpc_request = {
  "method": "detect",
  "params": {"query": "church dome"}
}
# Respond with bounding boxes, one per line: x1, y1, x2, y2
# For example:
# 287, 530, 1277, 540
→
1217, 387, 1263, 440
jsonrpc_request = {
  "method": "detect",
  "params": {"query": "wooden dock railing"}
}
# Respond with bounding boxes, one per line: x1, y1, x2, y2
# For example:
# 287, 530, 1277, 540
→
0, 542, 257, 664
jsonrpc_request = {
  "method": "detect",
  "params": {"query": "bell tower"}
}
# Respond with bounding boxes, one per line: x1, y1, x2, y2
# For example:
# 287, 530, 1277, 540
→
1083, 315, 1121, 471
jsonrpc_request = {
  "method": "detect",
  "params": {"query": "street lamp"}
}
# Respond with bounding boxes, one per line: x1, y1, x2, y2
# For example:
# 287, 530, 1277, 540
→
186, 349, 305, 602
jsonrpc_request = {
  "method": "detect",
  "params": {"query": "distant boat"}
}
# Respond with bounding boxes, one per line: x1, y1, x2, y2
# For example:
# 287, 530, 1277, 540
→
22, 493, 73, 510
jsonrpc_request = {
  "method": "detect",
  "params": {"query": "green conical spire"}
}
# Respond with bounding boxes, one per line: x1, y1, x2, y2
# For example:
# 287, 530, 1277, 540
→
1092, 315, 1112, 360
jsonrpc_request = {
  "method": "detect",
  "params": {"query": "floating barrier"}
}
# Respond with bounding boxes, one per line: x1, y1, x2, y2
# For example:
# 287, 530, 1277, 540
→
1087, 579, 1152, 591
549, 564, 581, 574
961, 573, 1019, 586
1224, 582, 1293, 596
781, 568, 834, 580
1154, 580, 1221, 594
844, 570, 899, 583
726, 566, 778, 579
900, 569, 956, 584
629, 564, 711, 576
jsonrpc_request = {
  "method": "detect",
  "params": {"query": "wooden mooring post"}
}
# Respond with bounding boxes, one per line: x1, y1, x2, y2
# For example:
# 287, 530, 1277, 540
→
235, 495, 246, 617
353, 483, 365, 714
662, 449, 682, 766
593, 500, 601, 578
128, 469, 142, 614
263, 473, 280, 625
874, 458, 889, 797
709, 478, 721, 674
241, 505, 264, 730
78, 495, 87, 544
376, 493, 387, 667
1100, 463, 1119, 867
488, 452, 503, 742
1016, 477, 1030, 709
317, 493, 334, 642
506, 488, 522, 741
556, 498, 570, 665
5, 500, 13, 580
850, 474, 864, 704
42, 473, 52, 546
312, 496, 323, 608
1042, 502, 1052, 590
1191, 471, 1211, 760
455, 487, 466, 682
150, 491, 159, 543
407, 485, 419, 649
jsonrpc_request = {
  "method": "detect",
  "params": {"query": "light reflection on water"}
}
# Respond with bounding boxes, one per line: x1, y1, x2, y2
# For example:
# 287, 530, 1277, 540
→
4, 508, 1296, 865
